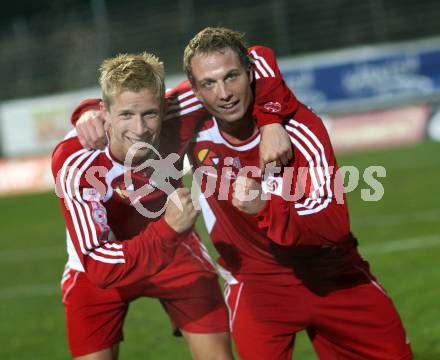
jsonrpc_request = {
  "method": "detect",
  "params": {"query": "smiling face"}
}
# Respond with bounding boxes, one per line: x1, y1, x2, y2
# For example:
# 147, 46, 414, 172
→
190, 47, 254, 125
103, 88, 163, 163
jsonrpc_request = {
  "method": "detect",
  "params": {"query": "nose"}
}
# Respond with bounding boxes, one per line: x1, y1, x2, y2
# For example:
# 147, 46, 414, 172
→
133, 115, 146, 136
218, 82, 232, 101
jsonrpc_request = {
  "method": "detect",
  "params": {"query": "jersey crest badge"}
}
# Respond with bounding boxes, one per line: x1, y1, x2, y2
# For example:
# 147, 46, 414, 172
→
114, 182, 135, 200
262, 176, 283, 196
263, 101, 282, 113
197, 148, 220, 167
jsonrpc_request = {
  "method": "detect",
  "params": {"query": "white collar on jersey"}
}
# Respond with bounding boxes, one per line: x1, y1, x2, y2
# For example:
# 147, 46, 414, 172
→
195, 117, 261, 152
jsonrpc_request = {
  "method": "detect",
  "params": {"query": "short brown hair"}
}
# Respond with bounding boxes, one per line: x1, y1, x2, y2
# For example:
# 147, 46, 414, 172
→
99, 52, 165, 108
183, 27, 251, 84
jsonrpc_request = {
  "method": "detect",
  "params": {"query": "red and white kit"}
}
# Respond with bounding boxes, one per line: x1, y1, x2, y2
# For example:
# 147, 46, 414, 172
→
184, 47, 413, 359
53, 84, 226, 357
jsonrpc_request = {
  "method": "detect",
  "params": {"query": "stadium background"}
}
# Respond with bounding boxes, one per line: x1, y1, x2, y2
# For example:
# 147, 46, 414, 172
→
0, 0, 439, 358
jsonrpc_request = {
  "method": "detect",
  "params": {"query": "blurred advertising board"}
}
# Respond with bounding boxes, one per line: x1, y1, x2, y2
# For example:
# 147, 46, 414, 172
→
279, 37, 440, 113
427, 103, 440, 141
0, 156, 52, 196
324, 105, 430, 153
0, 88, 99, 157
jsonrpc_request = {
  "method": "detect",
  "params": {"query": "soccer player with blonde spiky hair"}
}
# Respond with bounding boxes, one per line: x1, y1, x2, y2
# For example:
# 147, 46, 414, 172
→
52, 52, 234, 360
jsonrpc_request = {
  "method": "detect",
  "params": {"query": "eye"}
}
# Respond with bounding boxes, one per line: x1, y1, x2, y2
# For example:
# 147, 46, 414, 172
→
226, 72, 239, 82
202, 80, 215, 89
120, 112, 131, 120
142, 111, 159, 119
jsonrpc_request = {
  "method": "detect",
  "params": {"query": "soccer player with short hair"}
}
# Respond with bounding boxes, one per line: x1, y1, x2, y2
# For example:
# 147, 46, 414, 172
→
182, 27, 413, 360
52, 52, 234, 360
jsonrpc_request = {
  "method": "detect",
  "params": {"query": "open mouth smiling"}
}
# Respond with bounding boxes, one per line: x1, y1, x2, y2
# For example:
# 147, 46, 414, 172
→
219, 100, 239, 111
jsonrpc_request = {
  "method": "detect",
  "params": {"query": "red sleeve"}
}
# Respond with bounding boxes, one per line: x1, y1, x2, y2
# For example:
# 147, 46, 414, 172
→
70, 98, 101, 126
248, 46, 299, 127
162, 80, 209, 156
52, 140, 182, 288
254, 104, 351, 247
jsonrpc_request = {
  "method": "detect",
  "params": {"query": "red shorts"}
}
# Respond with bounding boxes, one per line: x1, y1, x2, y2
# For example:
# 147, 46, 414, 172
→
225, 267, 412, 360
61, 233, 229, 357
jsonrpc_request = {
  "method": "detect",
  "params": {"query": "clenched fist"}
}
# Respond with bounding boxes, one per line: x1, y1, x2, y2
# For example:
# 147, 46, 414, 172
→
164, 188, 200, 233
259, 123, 293, 170
76, 109, 108, 149
232, 176, 267, 215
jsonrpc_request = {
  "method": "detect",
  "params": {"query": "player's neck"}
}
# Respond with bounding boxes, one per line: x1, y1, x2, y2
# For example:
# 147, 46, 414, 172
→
108, 139, 158, 168
217, 112, 257, 144
109, 141, 125, 164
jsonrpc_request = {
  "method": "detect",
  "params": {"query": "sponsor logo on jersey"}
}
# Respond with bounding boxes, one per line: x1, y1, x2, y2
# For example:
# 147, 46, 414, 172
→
263, 101, 282, 113
197, 148, 220, 166
91, 202, 107, 225
90, 201, 110, 233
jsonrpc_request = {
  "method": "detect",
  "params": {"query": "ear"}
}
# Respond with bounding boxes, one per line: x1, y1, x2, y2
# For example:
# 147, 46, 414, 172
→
247, 66, 254, 83
99, 101, 112, 131
191, 83, 202, 102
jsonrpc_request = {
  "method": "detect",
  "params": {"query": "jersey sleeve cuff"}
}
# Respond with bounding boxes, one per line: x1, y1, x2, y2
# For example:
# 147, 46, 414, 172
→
71, 98, 101, 126
255, 111, 284, 127
152, 216, 180, 245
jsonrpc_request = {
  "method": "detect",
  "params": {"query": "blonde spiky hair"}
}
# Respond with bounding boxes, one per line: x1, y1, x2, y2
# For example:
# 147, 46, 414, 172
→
99, 52, 165, 108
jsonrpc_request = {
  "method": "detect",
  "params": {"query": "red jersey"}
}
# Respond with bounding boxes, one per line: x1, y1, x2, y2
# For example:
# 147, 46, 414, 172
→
184, 47, 360, 284
53, 80, 206, 289
189, 103, 358, 281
